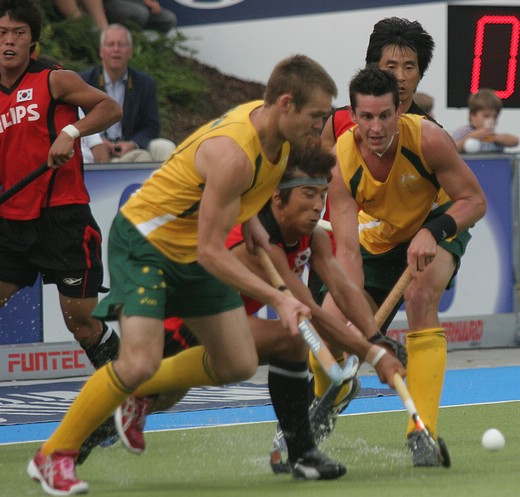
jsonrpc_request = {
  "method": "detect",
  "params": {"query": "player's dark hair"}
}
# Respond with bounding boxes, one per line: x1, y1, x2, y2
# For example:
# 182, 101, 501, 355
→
277, 145, 335, 204
349, 65, 400, 113
365, 17, 434, 79
0, 0, 42, 50
264, 54, 337, 110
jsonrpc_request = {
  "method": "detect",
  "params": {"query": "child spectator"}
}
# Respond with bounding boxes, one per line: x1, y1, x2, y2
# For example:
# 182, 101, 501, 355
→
451, 88, 519, 153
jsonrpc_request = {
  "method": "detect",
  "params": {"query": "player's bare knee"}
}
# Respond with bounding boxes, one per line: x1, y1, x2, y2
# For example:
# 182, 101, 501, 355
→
276, 335, 308, 361
215, 357, 258, 383
405, 285, 438, 312
115, 354, 161, 386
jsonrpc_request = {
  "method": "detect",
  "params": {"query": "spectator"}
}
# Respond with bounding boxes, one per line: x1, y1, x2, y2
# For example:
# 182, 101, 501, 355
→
78, 109, 111, 163
103, 0, 176, 33
51, 0, 109, 31
451, 88, 519, 153
81, 23, 176, 163
414, 91, 434, 116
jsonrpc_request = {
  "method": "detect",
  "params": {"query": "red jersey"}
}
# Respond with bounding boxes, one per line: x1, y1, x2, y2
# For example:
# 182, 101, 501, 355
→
0, 59, 88, 220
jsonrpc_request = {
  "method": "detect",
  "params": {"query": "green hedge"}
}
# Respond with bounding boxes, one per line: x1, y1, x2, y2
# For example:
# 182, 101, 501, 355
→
39, 2, 208, 141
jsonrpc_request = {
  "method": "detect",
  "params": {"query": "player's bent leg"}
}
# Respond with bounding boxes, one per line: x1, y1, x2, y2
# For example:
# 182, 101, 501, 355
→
268, 359, 346, 481
28, 363, 131, 496
59, 295, 120, 369
29, 317, 165, 493
249, 316, 308, 363
184, 308, 258, 383
405, 327, 447, 467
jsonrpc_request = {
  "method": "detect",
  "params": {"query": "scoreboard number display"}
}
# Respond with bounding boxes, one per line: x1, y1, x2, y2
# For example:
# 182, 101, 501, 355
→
448, 5, 520, 108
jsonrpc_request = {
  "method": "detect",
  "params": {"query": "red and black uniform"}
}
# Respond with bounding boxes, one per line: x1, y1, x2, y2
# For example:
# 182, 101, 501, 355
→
163, 203, 313, 354
0, 59, 103, 297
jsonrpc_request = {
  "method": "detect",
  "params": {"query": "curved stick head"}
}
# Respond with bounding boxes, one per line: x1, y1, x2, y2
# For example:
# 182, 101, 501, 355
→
328, 355, 360, 385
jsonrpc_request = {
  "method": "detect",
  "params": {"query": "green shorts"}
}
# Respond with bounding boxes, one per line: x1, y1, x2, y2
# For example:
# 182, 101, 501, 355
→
93, 213, 243, 321
362, 204, 472, 299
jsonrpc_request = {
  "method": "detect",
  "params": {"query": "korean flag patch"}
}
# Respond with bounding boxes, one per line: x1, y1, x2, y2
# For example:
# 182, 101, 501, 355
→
17, 88, 33, 102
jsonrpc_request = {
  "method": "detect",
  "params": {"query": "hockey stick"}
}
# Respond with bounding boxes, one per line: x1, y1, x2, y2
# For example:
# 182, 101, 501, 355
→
374, 265, 412, 328
393, 372, 451, 467
0, 164, 49, 205
257, 246, 359, 386
379, 265, 449, 466
308, 265, 413, 442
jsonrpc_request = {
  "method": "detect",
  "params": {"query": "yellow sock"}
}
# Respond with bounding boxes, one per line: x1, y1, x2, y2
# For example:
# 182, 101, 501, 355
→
308, 350, 350, 404
134, 346, 224, 397
42, 363, 131, 455
309, 351, 331, 398
334, 379, 353, 406
405, 327, 446, 439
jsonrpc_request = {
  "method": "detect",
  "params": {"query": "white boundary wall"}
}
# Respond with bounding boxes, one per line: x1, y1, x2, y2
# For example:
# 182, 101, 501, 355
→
177, 0, 520, 153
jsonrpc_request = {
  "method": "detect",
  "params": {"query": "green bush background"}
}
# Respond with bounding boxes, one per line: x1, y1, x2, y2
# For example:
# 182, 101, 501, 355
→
39, 1, 265, 144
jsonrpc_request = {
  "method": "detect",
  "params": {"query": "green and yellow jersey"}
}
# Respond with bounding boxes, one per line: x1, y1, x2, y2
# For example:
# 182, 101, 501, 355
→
121, 101, 290, 263
336, 114, 451, 254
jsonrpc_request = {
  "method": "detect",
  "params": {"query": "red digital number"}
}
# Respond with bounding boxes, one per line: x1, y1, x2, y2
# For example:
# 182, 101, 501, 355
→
470, 15, 520, 99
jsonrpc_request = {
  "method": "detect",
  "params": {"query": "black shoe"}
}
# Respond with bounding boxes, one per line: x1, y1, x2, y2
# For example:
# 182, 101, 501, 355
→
289, 447, 347, 480
77, 416, 118, 465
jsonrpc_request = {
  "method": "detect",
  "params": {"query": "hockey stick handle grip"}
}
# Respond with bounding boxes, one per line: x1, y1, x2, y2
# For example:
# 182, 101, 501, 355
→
0, 163, 49, 205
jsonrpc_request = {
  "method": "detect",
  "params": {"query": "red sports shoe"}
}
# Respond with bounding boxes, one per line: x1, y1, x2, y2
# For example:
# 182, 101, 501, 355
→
115, 396, 150, 454
27, 449, 88, 496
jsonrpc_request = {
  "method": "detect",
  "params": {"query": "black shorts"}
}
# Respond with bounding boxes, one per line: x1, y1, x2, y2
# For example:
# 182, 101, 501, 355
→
0, 204, 104, 298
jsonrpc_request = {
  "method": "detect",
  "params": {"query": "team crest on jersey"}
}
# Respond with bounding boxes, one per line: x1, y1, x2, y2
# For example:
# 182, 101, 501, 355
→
293, 247, 311, 276
17, 88, 33, 102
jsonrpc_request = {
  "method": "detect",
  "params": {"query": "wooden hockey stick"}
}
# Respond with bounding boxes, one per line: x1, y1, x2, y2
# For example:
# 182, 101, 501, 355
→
0, 164, 49, 205
374, 265, 412, 327
309, 265, 413, 436
376, 265, 449, 467
257, 246, 359, 386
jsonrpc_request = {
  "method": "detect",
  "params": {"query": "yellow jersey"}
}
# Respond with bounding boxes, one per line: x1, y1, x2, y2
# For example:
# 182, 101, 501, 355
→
121, 101, 290, 263
336, 114, 450, 254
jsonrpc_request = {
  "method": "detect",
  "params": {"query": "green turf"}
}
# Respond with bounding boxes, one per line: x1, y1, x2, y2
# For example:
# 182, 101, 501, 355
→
4, 402, 518, 497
